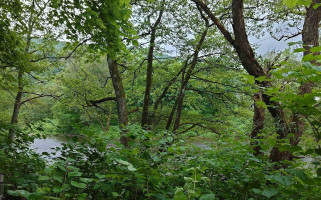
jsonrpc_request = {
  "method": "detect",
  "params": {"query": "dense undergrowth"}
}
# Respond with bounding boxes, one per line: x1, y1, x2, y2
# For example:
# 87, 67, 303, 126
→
1, 125, 321, 200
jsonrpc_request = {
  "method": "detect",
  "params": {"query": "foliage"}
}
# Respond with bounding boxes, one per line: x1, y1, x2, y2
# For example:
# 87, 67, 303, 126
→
1, 0, 321, 199
1, 126, 320, 200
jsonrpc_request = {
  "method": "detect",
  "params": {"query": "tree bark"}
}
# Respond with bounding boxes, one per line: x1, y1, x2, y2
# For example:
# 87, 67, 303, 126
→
251, 92, 265, 155
107, 56, 129, 147
141, 2, 165, 129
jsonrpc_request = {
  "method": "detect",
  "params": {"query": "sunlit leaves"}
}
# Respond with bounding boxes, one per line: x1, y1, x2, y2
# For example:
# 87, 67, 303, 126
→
48, 0, 137, 57
283, 0, 313, 7
283, 0, 299, 8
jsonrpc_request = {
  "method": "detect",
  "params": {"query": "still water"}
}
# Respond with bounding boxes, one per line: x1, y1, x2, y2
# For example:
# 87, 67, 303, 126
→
30, 135, 72, 158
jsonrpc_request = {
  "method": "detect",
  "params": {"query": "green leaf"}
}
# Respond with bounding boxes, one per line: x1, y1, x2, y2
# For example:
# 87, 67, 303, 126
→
285, 169, 310, 183
128, 164, 137, 171
261, 188, 278, 198
256, 101, 267, 109
132, 40, 139, 46
68, 171, 82, 177
80, 178, 93, 183
283, 0, 299, 8
112, 192, 119, 197
175, 187, 184, 194
243, 75, 255, 84
265, 174, 293, 186
53, 174, 63, 183
313, 3, 321, 9
95, 173, 105, 179
293, 48, 306, 53
71, 181, 87, 189
302, 54, 315, 62
317, 168, 321, 177
28, 193, 44, 200
8, 190, 30, 198
256, 76, 267, 82
200, 194, 216, 200
310, 46, 321, 53
116, 159, 130, 165
39, 176, 51, 181
288, 41, 303, 46
297, 0, 312, 6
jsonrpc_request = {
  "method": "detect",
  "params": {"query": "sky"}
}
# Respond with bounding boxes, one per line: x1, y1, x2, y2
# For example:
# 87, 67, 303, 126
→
249, 33, 301, 55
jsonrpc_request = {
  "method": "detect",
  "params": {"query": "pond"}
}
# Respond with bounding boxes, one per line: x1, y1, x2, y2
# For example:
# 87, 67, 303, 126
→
30, 135, 67, 158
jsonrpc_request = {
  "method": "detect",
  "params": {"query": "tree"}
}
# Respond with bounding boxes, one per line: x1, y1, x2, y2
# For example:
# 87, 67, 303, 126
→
191, 0, 321, 161
141, 0, 166, 129
0, 0, 62, 140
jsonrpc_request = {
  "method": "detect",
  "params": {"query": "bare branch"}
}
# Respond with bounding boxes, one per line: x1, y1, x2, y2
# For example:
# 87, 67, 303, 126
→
270, 31, 301, 41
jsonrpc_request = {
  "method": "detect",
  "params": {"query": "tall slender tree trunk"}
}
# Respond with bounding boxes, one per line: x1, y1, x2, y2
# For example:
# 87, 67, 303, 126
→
8, 24, 32, 140
173, 17, 209, 132
8, 71, 24, 140
107, 56, 129, 147
141, 2, 165, 129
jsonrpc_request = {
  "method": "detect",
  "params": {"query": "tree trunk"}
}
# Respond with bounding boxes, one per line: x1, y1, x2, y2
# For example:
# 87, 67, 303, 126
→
291, 0, 321, 145
269, 0, 321, 160
173, 16, 209, 132
141, 2, 165, 129
251, 92, 265, 156
8, 71, 24, 140
107, 56, 129, 147
191, 0, 307, 162
166, 97, 178, 130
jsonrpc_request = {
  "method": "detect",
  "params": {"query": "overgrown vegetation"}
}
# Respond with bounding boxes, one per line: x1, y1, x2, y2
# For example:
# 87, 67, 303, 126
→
1, 0, 321, 199
1, 127, 321, 200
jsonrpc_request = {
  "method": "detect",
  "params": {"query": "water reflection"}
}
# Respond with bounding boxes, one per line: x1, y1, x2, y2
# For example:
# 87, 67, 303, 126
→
30, 135, 72, 159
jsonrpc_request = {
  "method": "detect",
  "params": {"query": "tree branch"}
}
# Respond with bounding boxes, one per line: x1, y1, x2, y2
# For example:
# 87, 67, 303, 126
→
270, 31, 301, 41
21, 93, 62, 105
88, 97, 116, 106
30, 38, 91, 62
178, 122, 220, 135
